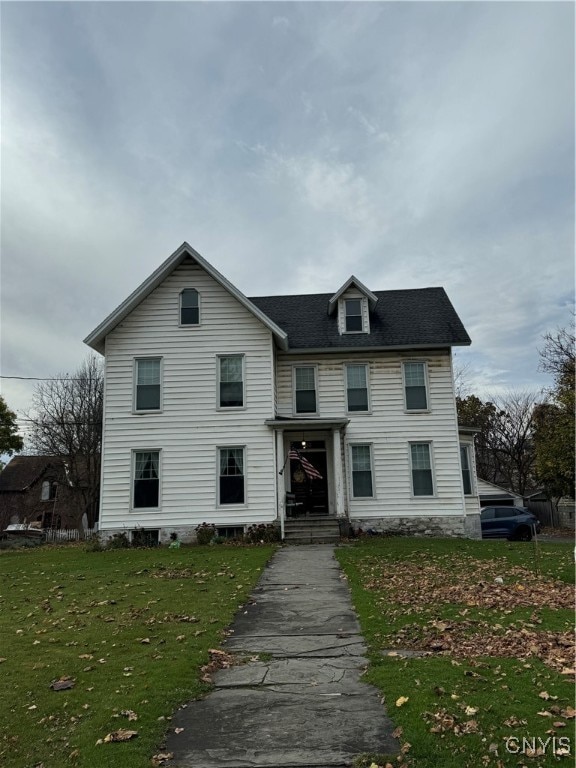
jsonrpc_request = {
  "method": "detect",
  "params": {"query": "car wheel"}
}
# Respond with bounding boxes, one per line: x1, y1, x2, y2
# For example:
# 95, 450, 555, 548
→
515, 526, 532, 542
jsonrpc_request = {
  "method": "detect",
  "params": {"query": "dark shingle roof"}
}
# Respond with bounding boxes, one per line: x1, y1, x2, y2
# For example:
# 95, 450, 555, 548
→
249, 288, 470, 350
0, 456, 55, 492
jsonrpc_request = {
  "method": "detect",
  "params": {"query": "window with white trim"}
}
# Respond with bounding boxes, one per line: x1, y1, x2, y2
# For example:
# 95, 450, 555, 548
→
180, 289, 199, 325
460, 445, 473, 495
135, 358, 162, 411
346, 364, 369, 412
219, 447, 245, 505
294, 366, 317, 414
218, 355, 244, 408
133, 451, 160, 508
350, 444, 374, 498
344, 298, 363, 332
41, 480, 57, 501
410, 443, 434, 496
403, 361, 428, 411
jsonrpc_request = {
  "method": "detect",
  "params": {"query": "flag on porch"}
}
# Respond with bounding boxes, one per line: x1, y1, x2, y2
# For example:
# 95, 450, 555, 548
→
288, 450, 323, 481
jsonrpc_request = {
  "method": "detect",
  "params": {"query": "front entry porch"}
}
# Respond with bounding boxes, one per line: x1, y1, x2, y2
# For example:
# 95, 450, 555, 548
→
265, 417, 350, 540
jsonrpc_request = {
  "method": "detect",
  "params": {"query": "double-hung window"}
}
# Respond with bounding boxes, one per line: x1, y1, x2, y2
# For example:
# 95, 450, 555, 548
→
133, 451, 160, 508
219, 447, 245, 505
344, 299, 363, 332
180, 289, 199, 325
294, 366, 317, 414
403, 361, 428, 411
218, 355, 244, 408
350, 444, 374, 498
460, 445, 472, 495
135, 358, 162, 411
410, 443, 434, 496
346, 364, 369, 412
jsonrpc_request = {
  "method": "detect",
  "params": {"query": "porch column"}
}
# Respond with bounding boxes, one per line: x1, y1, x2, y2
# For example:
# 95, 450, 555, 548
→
275, 430, 286, 540
332, 428, 346, 518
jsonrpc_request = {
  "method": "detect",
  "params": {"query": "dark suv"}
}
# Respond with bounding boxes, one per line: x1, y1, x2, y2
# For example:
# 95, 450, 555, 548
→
480, 506, 541, 541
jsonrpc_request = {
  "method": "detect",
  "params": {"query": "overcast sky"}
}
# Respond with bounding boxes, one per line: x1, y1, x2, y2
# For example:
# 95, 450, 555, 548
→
1, 1, 574, 438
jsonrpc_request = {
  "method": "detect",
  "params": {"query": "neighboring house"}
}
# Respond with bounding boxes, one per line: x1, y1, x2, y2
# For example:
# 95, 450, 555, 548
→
84, 242, 481, 543
476, 478, 524, 508
0, 456, 88, 533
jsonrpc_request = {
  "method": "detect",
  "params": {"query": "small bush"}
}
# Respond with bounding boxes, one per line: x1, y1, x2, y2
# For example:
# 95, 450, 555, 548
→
244, 524, 280, 544
195, 523, 216, 546
0, 536, 44, 551
84, 534, 104, 552
107, 532, 130, 549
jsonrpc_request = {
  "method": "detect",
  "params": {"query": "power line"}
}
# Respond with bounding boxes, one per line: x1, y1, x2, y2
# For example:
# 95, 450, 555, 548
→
1, 375, 93, 381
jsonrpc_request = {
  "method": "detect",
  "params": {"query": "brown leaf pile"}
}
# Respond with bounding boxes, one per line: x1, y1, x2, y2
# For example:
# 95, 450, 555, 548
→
423, 707, 480, 736
200, 648, 235, 683
390, 620, 575, 674
364, 559, 574, 610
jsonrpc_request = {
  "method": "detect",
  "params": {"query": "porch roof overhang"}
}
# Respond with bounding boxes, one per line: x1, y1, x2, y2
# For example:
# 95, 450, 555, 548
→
265, 417, 350, 431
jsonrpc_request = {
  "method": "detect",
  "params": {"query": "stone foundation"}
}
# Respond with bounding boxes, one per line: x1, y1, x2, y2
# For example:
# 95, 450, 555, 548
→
351, 515, 477, 539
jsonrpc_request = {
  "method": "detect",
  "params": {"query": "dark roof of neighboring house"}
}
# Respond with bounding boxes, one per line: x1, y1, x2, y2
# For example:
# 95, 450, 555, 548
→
0, 456, 57, 492
249, 288, 471, 351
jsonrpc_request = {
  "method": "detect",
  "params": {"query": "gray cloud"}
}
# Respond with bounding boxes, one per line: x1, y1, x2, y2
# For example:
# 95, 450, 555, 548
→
1, 1, 573, 422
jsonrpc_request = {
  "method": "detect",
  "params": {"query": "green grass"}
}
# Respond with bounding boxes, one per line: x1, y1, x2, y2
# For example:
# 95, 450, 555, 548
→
0, 543, 274, 768
337, 538, 575, 768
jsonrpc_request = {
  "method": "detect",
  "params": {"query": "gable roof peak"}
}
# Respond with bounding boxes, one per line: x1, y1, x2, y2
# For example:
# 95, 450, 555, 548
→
328, 275, 378, 315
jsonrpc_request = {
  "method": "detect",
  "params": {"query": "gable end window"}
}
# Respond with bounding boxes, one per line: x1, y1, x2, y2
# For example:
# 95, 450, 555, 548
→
135, 358, 162, 411
133, 451, 160, 508
218, 355, 244, 408
294, 367, 317, 414
403, 362, 428, 411
460, 445, 472, 495
180, 289, 199, 325
41, 480, 57, 501
410, 443, 434, 496
219, 447, 245, 505
346, 364, 369, 412
344, 299, 363, 332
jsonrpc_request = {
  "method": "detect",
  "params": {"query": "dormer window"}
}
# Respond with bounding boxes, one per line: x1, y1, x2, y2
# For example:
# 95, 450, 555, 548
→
344, 299, 363, 332
180, 289, 199, 325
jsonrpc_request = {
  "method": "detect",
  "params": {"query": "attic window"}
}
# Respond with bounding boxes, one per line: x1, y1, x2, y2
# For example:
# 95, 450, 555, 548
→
344, 298, 366, 333
180, 289, 199, 325
41, 481, 57, 501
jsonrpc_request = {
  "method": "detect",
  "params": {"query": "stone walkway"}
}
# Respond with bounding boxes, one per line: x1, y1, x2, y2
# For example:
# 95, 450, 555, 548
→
166, 545, 398, 767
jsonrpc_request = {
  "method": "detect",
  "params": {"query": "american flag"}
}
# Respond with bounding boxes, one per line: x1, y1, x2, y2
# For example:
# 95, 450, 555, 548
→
288, 450, 323, 481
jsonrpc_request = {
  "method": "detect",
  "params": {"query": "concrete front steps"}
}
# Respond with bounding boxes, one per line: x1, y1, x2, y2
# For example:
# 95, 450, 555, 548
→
283, 515, 340, 544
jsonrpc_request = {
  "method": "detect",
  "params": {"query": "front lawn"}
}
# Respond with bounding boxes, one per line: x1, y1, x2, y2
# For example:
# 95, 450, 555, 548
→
337, 538, 575, 768
0, 543, 274, 768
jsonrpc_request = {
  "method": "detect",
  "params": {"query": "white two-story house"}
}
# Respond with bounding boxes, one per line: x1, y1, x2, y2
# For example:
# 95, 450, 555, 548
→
85, 242, 481, 543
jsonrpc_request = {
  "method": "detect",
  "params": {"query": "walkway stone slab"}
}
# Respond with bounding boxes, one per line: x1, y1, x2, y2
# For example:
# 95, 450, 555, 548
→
166, 545, 398, 767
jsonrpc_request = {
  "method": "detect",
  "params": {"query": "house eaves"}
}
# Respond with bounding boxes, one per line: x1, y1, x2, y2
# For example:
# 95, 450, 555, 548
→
84, 242, 289, 354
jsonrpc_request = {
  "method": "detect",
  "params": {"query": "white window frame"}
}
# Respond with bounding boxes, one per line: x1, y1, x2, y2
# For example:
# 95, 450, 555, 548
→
179, 288, 201, 327
348, 443, 375, 499
131, 449, 161, 510
293, 365, 318, 416
345, 363, 371, 414
402, 360, 430, 412
460, 443, 474, 496
133, 357, 163, 413
217, 446, 246, 507
217, 354, 246, 410
409, 441, 435, 497
340, 297, 369, 334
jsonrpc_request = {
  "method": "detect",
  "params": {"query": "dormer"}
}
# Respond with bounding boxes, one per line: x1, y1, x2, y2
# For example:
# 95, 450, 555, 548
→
328, 276, 378, 335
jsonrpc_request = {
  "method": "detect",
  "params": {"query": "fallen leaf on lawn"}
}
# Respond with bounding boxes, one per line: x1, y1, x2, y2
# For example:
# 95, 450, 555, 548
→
537, 711, 553, 717
0, 658, 6, 663
140, 638, 150, 644
120, 710, 138, 721
552, 721, 566, 728
392, 725, 403, 738
395, 696, 409, 707
176, 635, 185, 642
152, 754, 174, 766
174, 727, 184, 734
50, 677, 75, 691
561, 706, 576, 719
102, 729, 138, 743
464, 706, 478, 715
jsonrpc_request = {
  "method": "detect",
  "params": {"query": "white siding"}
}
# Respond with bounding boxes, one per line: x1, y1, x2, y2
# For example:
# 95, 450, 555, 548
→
100, 260, 277, 530
276, 349, 466, 520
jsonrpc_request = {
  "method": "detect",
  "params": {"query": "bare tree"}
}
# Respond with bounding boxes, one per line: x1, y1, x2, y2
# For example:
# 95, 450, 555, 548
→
457, 389, 540, 495
26, 355, 103, 526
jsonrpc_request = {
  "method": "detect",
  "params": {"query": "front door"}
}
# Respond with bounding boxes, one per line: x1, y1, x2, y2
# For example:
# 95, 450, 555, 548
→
289, 441, 329, 516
